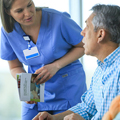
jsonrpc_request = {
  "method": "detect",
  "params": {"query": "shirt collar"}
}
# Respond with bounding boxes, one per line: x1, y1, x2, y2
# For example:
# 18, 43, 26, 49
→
97, 46, 120, 67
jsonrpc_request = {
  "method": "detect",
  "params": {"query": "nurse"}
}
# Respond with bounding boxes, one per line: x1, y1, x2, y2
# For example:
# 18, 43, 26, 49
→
0, 0, 87, 120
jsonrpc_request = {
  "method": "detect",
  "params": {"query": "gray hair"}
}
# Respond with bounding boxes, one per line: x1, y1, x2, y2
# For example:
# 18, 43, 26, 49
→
91, 4, 120, 43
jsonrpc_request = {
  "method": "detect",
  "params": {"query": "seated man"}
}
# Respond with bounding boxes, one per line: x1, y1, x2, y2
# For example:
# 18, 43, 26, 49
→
32, 4, 120, 120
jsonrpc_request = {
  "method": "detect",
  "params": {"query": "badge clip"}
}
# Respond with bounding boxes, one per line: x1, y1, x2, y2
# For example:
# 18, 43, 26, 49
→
23, 35, 31, 50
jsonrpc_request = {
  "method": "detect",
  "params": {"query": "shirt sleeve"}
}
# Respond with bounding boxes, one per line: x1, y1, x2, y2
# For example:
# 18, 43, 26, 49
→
0, 27, 17, 60
69, 78, 97, 120
60, 12, 83, 46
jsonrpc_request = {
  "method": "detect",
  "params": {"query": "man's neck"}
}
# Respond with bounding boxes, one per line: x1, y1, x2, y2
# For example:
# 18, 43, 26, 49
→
96, 42, 119, 62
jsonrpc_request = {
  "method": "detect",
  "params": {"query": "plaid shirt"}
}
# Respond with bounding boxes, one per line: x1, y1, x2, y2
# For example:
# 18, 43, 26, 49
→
69, 47, 120, 120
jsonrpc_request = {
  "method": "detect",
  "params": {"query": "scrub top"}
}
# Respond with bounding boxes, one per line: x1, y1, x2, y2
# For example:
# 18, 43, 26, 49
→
0, 8, 87, 111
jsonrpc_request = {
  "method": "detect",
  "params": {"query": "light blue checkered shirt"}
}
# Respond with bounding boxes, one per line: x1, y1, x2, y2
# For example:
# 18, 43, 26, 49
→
69, 47, 120, 120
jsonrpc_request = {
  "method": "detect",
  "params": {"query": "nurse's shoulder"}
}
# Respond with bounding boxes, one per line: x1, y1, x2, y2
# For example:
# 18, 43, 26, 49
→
42, 7, 70, 19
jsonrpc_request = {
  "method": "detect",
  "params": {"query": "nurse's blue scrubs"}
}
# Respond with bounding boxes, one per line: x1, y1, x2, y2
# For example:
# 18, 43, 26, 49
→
0, 8, 87, 120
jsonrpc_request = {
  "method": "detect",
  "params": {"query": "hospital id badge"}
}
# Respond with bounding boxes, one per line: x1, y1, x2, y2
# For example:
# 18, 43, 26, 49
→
23, 46, 39, 60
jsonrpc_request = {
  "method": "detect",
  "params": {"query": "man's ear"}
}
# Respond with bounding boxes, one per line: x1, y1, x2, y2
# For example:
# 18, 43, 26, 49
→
97, 29, 106, 43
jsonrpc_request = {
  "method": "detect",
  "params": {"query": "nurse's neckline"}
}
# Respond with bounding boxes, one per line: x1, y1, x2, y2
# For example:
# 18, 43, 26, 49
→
21, 10, 42, 44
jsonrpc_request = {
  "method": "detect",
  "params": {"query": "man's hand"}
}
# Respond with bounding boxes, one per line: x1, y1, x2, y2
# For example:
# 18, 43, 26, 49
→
32, 110, 77, 120
64, 113, 85, 120
32, 112, 55, 120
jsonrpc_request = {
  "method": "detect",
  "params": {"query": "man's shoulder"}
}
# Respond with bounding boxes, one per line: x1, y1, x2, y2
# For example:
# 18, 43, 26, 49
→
113, 55, 120, 71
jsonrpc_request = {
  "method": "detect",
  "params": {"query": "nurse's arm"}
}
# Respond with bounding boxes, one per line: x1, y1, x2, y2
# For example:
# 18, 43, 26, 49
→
8, 58, 26, 79
53, 41, 84, 70
34, 41, 84, 84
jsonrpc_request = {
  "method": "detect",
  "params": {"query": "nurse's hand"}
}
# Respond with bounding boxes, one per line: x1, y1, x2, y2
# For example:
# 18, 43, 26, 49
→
25, 101, 37, 104
32, 111, 55, 120
64, 113, 85, 120
34, 63, 59, 84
